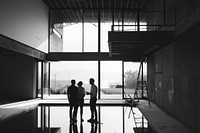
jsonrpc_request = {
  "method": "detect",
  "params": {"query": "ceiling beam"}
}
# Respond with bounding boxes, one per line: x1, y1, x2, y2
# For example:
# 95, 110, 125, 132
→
47, 52, 142, 61
0, 34, 46, 60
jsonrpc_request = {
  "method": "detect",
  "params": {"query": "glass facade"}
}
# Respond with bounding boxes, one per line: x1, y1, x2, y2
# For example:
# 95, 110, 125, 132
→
50, 61, 98, 99
47, 61, 147, 99
39, 10, 149, 99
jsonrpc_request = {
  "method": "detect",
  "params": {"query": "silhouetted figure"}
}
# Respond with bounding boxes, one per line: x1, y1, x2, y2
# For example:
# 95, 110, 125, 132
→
87, 78, 98, 123
67, 79, 79, 123
77, 81, 85, 122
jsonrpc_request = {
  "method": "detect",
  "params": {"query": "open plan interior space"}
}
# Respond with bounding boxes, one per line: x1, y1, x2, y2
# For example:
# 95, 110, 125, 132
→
0, 0, 200, 133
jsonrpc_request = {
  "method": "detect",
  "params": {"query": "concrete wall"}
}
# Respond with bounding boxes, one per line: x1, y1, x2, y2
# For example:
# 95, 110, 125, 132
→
147, 21, 200, 133
0, 55, 37, 100
0, 0, 49, 53
147, 1, 200, 132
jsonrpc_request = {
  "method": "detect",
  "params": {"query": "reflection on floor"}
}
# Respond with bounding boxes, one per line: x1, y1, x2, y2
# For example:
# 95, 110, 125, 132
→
0, 105, 155, 133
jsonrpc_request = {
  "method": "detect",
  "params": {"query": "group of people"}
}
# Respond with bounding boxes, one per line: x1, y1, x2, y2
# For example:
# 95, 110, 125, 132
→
67, 78, 98, 124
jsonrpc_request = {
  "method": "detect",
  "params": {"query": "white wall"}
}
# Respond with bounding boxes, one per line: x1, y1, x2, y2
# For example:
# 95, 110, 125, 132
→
0, 0, 49, 53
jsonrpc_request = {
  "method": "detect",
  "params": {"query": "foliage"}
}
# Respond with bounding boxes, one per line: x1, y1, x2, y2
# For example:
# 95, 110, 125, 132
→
124, 70, 147, 89
124, 70, 138, 89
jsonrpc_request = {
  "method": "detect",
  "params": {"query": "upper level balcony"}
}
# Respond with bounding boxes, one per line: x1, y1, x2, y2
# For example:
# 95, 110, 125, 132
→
108, 25, 175, 59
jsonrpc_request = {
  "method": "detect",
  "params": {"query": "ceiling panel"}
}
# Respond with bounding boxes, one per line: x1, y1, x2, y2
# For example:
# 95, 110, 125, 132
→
43, 0, 148, 24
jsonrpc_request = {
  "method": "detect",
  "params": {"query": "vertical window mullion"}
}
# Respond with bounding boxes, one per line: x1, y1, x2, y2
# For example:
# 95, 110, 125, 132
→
41, 62, 44, 99
98, 9, 101, 99
82, 11, 84, 52
122, 61, 125, 99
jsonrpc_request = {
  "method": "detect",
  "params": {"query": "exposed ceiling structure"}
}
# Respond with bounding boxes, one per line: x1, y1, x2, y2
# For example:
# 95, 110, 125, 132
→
42, 0, 149, 24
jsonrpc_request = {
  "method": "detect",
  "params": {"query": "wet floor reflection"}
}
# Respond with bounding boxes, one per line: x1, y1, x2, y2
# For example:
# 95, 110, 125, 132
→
0, 105, 155, 133
69, 121, 97, 133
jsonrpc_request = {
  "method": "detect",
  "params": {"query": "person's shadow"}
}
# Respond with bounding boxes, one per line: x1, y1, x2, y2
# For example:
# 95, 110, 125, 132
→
90, 122, 97, 133
69, 121, 97, 133
69, 123, 78, 133
80, 122, 83, 133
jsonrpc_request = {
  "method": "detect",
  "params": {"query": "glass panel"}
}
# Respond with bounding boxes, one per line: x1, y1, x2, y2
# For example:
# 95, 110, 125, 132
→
63, 23, 82, 52
124, 62, 140, 98
101, 22, 112, 52
100, 61, 122, 99
50, 61, 98, 99
124, 62, 147, 99
37, 62, 42, 98
43, 62, 50, 98
84, 11, 98, 52
50, 10, 98, 52
84, 23, 98, 52
50, 23, 64, 52
140, 22, 147, 31
114, 10, 123, 31
143, 62, 147, 98
101, 10, 112, 52
123, 22, 137, 31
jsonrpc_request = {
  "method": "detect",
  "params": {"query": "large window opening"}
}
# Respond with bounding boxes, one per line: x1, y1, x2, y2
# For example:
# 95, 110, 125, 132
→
100, 61, 122, 99
50, 10, 99, 53
47, 10, 149, 100
101, 22, 112, 52
84, 23, 98, 52
39, 61, 147, 100
37, 62, 42, 98
123, 62, 147, 99
101, 10, 112, 52
62, 23, 98, 52
43, 62, 50, 98
123, 62, 140, 98
37, 61, 50, 99
63, 24, 82, 52
50, 61, 98, 99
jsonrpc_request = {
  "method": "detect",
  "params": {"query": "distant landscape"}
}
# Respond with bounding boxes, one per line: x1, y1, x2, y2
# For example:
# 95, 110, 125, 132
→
45, 70, 147, 96
50, 80, 91, 94
50, 81, 146, 97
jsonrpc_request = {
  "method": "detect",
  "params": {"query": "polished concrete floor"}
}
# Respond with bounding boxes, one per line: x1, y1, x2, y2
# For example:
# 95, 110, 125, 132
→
0, 104, 154, 133
0, 99, 196, 133
39, 106, 154, 133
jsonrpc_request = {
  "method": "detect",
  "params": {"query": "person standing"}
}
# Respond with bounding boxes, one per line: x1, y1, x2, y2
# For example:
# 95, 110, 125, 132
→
77, 81, 85, 122
67, 79, 79, 123
87, 78, 98, 123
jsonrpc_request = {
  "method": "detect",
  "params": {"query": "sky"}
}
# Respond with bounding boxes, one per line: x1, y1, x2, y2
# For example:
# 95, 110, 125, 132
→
63, 23, 111, 52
